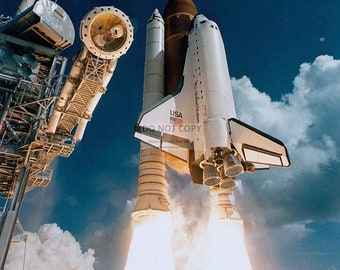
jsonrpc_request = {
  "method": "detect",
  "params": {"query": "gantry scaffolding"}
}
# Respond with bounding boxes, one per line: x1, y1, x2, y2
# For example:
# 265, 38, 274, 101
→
0, 1, 133, 266
0, 2, 75, 265
0, 38, 73, 197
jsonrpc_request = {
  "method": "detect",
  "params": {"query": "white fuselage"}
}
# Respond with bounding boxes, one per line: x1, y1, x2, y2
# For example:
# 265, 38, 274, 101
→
187, 15, 237, 160
134, 13, 290, 184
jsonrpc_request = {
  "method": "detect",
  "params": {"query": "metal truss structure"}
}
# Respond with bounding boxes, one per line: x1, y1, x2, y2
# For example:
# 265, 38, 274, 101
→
0, 1, 133, 266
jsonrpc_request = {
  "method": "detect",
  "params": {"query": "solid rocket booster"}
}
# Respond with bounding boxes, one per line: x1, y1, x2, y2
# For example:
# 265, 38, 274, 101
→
142, 9, 166, 110
132, 10, 170, 217
209, 184, 240, 220
133, 0, 197, 217
163, 0, 197, 94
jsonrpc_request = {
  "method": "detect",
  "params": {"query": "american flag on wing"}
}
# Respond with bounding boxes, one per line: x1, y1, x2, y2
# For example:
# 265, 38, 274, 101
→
170, 116, 183, 125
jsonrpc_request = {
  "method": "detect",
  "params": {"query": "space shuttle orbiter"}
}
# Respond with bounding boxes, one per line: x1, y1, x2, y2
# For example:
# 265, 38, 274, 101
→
134, 11, 290, 187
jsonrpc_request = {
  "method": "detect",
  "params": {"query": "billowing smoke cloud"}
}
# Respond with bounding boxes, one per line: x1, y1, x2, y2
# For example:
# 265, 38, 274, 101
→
231, 55, 340, 269
233, 55, 340, 223
167, 171, 210, 270
5, 224, 95, 270
83, 198, 134, 270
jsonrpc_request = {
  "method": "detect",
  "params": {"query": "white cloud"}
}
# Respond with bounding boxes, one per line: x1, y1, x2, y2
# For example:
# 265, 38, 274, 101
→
125, 152, 140, 166
232, 55, 339, 186
167, 172, 210, 270
231, 55, 340, 268
82, 198, 134, 270
5, 224, 95, 270
273, 222, 314, 244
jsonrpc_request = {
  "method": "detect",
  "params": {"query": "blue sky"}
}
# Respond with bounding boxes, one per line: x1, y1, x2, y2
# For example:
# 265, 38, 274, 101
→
2, 0, 340, 269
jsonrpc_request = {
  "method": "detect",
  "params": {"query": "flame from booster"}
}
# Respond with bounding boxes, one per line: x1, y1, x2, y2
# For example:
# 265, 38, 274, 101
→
125, 185, 253, 270
124, 211, 174, 270
208, 187, 252, 270
207, 216, 252, 270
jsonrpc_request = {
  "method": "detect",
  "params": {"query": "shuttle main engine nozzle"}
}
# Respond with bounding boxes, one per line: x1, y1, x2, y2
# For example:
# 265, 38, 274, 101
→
200, 147, 244, 187
80, 6, 133, 59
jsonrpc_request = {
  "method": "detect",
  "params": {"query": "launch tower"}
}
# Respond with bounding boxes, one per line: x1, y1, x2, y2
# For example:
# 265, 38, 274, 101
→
0, 0, 133, 267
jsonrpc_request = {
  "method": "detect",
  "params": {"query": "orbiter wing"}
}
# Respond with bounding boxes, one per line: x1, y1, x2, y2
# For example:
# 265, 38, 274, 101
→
228, 118, 290, 168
